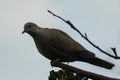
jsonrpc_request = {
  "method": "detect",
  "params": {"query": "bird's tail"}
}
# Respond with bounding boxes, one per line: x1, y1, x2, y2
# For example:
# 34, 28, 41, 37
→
82, 57, 115, 69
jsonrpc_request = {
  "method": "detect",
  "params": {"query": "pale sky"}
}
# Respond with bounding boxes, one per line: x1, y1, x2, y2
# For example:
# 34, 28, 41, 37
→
0, 0, 120, 80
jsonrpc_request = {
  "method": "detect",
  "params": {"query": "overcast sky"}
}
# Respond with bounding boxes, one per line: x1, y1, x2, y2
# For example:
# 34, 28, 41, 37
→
0, 0, 120, 80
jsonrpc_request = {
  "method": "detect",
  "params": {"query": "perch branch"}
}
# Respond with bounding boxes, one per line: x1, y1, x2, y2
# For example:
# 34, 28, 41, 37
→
48, 10, 120, 59
51, 61, 120, 80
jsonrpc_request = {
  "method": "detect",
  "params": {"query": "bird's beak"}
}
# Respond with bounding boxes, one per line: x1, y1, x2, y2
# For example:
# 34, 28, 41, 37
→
22, 30, 26, 34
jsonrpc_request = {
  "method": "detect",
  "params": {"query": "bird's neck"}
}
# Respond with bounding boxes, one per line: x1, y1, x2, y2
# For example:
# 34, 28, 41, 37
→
28, 32, 42, 44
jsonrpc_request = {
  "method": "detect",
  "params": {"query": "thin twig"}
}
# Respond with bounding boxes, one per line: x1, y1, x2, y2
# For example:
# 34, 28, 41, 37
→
48, 10, 120, 59
111, 48, 118, 57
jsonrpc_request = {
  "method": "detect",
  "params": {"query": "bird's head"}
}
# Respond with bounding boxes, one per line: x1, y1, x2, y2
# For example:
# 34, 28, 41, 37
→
22, 22, 40, 34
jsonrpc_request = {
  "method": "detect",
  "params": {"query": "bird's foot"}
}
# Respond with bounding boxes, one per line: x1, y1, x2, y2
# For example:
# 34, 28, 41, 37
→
50, 58, 60, 67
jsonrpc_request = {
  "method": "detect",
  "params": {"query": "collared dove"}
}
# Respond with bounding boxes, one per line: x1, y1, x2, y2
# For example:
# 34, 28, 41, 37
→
22, 22, 114, 69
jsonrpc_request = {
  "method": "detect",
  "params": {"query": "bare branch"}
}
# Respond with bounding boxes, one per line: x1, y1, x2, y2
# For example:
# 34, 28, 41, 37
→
48, 10, 120, 59
51, 61, 120, 80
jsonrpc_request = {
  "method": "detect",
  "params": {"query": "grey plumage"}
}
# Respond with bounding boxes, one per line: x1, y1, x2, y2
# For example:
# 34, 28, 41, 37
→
22, 22, 114, 69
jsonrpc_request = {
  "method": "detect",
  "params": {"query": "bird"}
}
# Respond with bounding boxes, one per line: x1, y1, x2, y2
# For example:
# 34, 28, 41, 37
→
22, 22, 114, 69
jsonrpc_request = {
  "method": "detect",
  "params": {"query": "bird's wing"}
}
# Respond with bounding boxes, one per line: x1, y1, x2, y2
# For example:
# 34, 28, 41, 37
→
40, 28, 95, 61
48, 29, 86, 54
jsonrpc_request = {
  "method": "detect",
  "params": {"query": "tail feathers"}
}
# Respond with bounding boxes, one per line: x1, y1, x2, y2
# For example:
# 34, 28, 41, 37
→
83, 57, 115, 69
